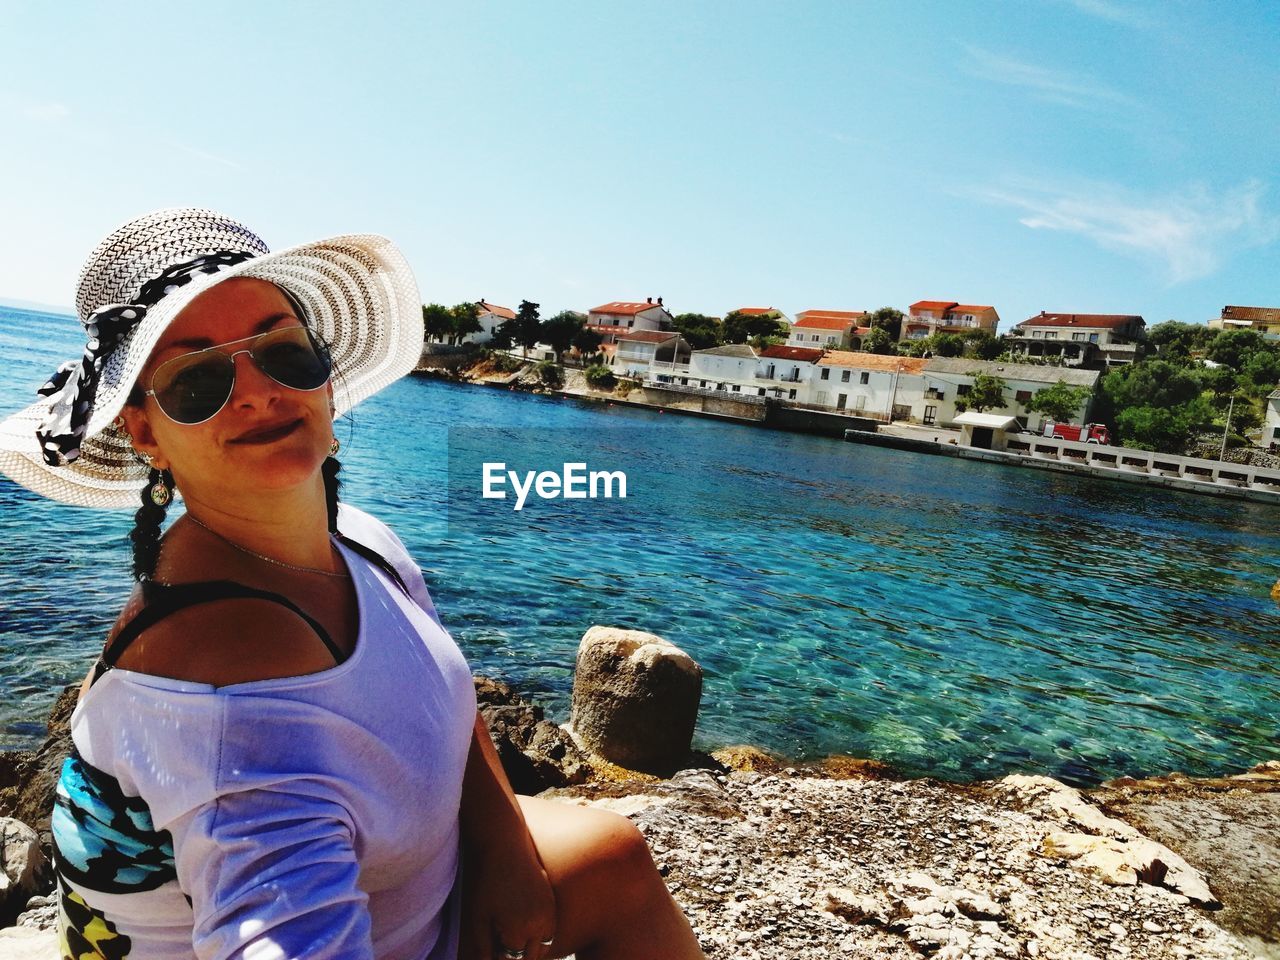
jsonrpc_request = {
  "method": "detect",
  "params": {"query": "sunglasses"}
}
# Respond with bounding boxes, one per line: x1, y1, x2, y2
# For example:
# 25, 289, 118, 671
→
144, 326, 332, 424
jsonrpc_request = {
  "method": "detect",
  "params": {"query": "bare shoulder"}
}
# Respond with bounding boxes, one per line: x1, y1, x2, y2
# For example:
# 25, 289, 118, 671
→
113, 596, 338, 686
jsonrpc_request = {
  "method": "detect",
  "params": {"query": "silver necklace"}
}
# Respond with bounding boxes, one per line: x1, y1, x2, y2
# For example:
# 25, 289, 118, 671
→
184, 513, 350, 578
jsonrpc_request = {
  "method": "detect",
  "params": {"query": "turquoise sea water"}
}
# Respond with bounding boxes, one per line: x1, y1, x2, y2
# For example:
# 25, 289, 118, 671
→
1, 304, 1278, 785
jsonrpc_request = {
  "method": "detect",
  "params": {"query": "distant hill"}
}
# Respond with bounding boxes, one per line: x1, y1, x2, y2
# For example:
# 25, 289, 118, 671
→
0, 297, 74, 316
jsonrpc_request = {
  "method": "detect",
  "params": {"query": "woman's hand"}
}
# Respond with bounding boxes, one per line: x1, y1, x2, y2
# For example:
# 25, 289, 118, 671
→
460, 826, 558, 960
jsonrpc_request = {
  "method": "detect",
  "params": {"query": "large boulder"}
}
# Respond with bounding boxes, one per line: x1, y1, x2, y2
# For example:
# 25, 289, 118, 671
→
569, 626, 702, 776
0, 685, 78, 833
0, 818, 46, 926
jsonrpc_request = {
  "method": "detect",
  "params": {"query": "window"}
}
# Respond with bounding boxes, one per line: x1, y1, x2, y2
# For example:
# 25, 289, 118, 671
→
812, 334, 821, 342
700, 380, 707, 388
854, 395, 866, 411
731, 385, 740, 392
1089, 333, 1099, 343
1072, 333, 1086, 341
758, 388, 765, 396
680, 377, 688, 385
923, 404, 937, 425
836, 393, 847, 410
859, 371, 870, 385
820, 369, 830, 380
957, 384, 971, 397
1031, 330, 1042, 338
816, 391, 827, 404
789, 389, 797, 399
826, 335, 836, 344
1015, 390, 1032, 403
1045, 331, 1058, 339
841, 370, 851, 383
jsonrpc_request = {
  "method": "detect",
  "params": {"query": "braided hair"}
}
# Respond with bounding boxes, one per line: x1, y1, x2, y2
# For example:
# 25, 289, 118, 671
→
130, 469, 172, 582
323, 455, 341, 532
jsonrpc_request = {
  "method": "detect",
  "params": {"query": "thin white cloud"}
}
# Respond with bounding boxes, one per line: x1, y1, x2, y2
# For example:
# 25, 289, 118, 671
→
977, 178, 1276, 283
166, 141, 243, 170
961, 45, 1138, 111
20, 100, 71, 122
1062, 0, 1155, 30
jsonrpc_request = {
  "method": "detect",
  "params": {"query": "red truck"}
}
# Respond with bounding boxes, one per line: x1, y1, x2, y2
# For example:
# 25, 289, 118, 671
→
1042, 421, 1111, 445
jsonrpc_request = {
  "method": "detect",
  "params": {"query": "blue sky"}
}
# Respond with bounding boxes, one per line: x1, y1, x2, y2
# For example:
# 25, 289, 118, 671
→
1, 1, 1277, 331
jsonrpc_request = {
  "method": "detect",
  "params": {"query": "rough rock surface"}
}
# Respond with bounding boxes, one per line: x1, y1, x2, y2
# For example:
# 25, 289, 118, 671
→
569, 625, 703, 775
0, 685, 77, 834
0, 819, 46, 927
548, 769, 1266, 959
474, 676, 592, 794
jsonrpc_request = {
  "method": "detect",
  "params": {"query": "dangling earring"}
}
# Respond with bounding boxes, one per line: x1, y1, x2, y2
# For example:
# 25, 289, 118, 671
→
329, 436, 340, 456
149, 469, 172, 507
136, 450, 153, 467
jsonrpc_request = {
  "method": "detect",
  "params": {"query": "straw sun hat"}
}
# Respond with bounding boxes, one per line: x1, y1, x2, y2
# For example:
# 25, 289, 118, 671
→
0, 208, 424, 509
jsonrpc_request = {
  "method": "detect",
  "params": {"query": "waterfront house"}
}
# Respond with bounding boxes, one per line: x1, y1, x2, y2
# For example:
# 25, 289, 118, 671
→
1008, 312, 1146, 368
1208, 305, 1280, 341
466, 300, 516, 345
787, 310, 868, 350
901, 301, 1000, 342
683, 344, 760, 392
587, 299, 674, 345
613, 330, 691, 377
921, 357, 1100, 431
1266, 386, 1280, 451
814, 352, 928, 419
757, 345, 824, 401
952, 412, 1021, 451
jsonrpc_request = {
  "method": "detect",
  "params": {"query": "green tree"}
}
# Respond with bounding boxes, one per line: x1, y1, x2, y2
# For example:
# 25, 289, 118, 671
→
931, 333, 964, 358
422, 303, 453, 343
540, 310, 586, 362
1207, 329, 1267, 370
961, 374, 1008, 413
449, 302, 482, 344
1095, 360, 1213, 453
866, 306, 905, 341
1025, 380, 1093, 424
672, 312, 723, 350
862, 326, 897, 355
1147, 321, 1214, 361
1114, 398, 1216, 453
499, 300, 542, 357
723, 310, 786, 344
572, 326, 604, 360
973, 334, 1005, 361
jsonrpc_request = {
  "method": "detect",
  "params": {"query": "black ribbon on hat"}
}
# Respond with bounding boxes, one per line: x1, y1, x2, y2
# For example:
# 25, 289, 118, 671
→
35, 251, 257, 466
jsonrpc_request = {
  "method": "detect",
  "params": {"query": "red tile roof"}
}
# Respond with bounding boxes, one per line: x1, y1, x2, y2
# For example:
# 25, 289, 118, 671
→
911, 301, 996, 316
910, 300, 957, 313
759, 345, 825, 361
819, 351, 927, 374
616, 330, 681, 344
1017, 312, 1144, 330
794, 309, 866, 329
733, 307, 781, 316
590, 301, 666, 316
478, 301, 516, 320
951, 304, 995, 314
1222, 305, 1280, 323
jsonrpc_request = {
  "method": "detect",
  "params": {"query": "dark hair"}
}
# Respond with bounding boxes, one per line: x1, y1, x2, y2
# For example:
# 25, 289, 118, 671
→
130, 469, 172, 582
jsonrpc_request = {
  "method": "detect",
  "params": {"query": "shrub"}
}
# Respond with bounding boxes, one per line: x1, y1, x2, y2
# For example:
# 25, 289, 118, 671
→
534, 360, 563, 387
584, 364, 616, 389
493, 353, 525, 374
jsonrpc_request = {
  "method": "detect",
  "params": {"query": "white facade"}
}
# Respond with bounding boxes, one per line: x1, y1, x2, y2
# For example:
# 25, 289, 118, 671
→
461, 303, 516, 345
614, 334, 691, 377
921, 358, 1100, 431
1265, 389, 1280, 450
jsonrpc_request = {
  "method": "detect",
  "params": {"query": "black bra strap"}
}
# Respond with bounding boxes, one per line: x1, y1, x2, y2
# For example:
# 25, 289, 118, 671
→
99, 580, 343, 673
334, 534, 411, 598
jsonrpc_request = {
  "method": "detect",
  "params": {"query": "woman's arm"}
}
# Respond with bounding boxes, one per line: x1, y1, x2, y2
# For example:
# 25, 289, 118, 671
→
459, 711, 558, 960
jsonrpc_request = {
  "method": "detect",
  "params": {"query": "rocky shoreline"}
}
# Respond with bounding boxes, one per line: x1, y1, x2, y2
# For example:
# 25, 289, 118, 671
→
1, 679, 1276, 959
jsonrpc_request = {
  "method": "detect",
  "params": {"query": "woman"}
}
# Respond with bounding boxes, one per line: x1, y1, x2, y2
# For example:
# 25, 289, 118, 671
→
0, 209, 705, 960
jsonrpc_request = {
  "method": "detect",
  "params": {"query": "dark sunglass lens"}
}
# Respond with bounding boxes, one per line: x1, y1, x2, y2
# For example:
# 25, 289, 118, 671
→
257, 329, 331, 390
155, 357, 234, 423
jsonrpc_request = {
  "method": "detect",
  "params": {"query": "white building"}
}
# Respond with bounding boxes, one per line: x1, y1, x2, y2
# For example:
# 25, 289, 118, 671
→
463, 300, 516, 345
786, 310, 868, 350
921, 357, 1100, 431
1009, 312, 1146, 367
587, 299, 673, 345
1265, 386, 1280, 451
814, 352, 929, 419
613, 330, 691, 377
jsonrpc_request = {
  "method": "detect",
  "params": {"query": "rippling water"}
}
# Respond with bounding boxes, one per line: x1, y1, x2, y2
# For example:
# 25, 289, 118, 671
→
1, 305, 1277, 785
